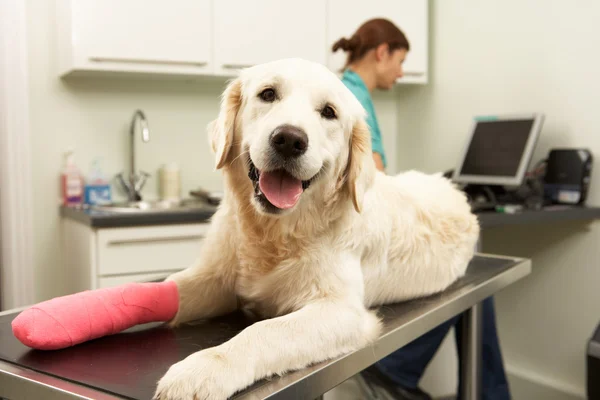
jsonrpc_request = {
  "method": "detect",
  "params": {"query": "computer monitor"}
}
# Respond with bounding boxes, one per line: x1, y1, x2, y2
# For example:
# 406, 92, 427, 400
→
452, 113, 545, 187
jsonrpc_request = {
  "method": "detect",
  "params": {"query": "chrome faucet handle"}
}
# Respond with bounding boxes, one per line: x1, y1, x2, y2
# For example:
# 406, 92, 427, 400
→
115, 171, 140, 201
115, 170, 150, 202
115, 172, 131, 193
134, 171, 151, 193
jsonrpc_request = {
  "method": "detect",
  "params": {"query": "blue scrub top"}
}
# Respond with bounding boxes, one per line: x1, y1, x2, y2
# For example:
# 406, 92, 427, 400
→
341, 69, 387, 169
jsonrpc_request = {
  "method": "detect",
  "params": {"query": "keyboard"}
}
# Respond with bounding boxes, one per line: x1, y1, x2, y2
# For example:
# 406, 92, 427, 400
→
470, 201, 497, 213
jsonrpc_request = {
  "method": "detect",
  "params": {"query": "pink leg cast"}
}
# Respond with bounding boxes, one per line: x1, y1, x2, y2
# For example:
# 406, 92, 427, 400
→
12, 281, 179, 350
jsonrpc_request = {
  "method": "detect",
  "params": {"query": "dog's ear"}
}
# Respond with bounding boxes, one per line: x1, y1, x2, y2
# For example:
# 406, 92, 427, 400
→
209, 78, 243, 170
346, 119, 376, 213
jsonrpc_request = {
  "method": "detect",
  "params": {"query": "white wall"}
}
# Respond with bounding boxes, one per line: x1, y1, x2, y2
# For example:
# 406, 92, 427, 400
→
397, 1, 600, 398
26, 0, 222, 302
24, 0, 400, 303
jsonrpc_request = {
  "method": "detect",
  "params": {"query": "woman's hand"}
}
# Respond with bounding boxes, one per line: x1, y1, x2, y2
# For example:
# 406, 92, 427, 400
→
373, 152, 385, 172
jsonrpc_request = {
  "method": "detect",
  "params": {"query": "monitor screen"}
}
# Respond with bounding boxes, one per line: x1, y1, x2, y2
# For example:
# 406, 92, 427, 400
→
453, 114, 544, 186
459, 119, 534, 177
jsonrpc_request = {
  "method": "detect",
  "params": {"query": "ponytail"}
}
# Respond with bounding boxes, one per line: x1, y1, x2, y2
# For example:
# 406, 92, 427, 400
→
332, 36, 361, 53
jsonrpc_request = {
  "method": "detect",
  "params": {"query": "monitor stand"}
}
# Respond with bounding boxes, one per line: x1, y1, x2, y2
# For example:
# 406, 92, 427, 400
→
462, 184, 509, 211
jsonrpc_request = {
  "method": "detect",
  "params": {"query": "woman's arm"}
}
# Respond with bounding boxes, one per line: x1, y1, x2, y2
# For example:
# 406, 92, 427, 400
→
373, 152, 385, 172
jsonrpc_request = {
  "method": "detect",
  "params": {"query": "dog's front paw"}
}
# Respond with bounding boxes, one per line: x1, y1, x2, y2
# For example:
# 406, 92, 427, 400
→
153, 348, 240, 400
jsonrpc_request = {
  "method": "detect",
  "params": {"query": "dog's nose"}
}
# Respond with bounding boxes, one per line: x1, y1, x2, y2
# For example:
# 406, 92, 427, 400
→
270, 125, 308, 158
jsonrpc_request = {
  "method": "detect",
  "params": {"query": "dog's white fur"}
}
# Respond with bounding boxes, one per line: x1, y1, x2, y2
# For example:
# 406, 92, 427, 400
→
154, 58, 480, 400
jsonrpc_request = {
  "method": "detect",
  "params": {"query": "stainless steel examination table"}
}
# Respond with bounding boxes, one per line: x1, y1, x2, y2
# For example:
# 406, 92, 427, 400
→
0, 254, 531, 400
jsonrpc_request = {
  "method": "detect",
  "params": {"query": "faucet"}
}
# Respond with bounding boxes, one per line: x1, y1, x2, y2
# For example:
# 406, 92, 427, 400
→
117, 110, 151, 202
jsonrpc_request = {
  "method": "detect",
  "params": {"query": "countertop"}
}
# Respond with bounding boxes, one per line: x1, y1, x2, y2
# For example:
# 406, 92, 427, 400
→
60, 201, 600, 230
60, 203, 218, 228
475, 204, 600, 228
0, 254, 531, 400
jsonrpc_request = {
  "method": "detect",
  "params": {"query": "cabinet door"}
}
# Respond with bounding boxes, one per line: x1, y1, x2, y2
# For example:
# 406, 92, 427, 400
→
62, 0, 212, 75
213, 0, 327, 75
326, 0, 428, 83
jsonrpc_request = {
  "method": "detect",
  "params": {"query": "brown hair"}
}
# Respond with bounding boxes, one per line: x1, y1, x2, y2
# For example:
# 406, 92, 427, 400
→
332, 18, 410, 69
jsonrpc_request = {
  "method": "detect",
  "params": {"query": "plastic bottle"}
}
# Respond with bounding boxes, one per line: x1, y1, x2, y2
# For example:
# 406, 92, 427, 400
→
84, 158, 112, 205
159, 162, 181, 201
61, 149, 84, 206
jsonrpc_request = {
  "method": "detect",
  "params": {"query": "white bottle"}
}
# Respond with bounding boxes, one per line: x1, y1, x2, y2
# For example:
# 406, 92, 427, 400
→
159, 162, 181, 201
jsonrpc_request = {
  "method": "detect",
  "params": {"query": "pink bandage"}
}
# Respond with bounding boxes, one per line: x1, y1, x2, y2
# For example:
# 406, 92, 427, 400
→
12, 281, 179, 350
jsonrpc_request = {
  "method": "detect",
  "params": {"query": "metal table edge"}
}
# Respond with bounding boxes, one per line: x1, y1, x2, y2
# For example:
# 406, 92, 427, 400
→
0, 359, 125, 400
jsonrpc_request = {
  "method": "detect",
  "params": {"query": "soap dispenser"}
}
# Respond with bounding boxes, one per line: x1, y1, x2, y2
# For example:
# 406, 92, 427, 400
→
84, 158, 112, 205
61, 149, 84, 206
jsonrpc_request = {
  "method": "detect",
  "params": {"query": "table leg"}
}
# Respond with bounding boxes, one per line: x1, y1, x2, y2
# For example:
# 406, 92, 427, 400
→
460, 302, 483, 400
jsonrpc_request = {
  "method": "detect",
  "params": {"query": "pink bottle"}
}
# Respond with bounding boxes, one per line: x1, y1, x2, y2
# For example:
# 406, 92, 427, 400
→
61, 149, 84, 206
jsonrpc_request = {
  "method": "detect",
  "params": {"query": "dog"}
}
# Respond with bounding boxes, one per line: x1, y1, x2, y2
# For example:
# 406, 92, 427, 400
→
154, 58, 480, 400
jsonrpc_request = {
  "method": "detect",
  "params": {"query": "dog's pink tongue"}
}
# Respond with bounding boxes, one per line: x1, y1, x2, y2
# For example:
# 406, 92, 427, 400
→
259, 170, 303, 209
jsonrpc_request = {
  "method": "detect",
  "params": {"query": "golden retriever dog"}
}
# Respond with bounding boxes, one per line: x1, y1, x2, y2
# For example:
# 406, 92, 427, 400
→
154, 58, 480, 400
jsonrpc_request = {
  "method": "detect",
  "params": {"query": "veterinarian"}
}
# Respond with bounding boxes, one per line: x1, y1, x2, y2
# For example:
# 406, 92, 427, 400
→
333, 18, 510, 400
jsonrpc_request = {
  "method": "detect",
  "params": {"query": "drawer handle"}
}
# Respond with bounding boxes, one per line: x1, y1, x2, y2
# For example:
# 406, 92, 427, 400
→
222, 63, 254, 69
401, 71, 425, 77
107, 235, 204, 246
89, 56, 208, 67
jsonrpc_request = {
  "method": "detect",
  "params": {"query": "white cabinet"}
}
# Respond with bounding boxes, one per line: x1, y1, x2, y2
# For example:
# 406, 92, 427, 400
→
326, 0, 428, 84
56, 0, 212, 77
62, 219, 208, 293
55, 0, 428, 84
212, 0, 327, 76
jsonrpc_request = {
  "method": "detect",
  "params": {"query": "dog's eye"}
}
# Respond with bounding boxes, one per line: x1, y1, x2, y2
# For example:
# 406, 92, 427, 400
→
321, 105, 337, 120
259, 88, 276, 102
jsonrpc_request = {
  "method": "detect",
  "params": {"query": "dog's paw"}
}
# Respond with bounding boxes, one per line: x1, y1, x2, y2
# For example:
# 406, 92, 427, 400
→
153, 348, 239, 400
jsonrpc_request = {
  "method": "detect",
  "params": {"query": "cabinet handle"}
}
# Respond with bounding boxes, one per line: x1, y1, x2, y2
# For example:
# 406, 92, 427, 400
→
107, 235, 204, 246
222, 63, 254, 69
89, 56, 208, 67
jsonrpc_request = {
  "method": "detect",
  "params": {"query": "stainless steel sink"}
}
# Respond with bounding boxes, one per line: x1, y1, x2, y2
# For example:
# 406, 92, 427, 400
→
90, 198, 212, 213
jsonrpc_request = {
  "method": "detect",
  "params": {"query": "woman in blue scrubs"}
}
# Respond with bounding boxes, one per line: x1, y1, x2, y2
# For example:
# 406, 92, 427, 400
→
333, 18, 407, 172
333, 18, 511, 400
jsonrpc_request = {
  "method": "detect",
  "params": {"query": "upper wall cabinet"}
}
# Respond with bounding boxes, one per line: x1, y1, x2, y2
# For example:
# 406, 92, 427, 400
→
326, 0, 428, 84
55, 0, 428, 84
56, 0, 212, 77
212, 0, 327, 76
